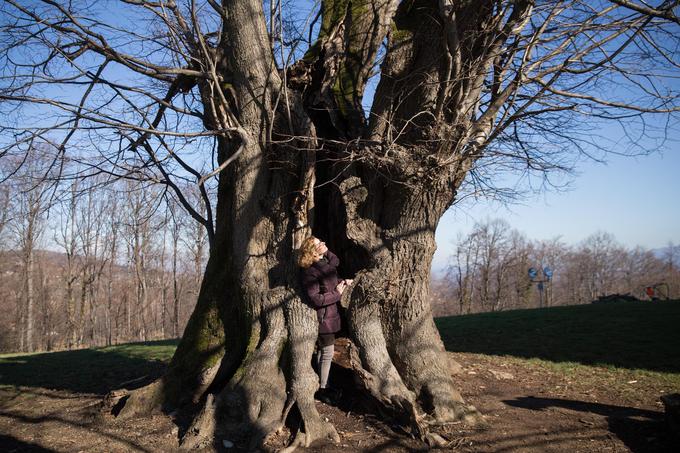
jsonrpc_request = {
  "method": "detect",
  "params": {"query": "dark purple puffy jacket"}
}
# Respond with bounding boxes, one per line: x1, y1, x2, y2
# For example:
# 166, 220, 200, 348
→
300, 250, 342, 334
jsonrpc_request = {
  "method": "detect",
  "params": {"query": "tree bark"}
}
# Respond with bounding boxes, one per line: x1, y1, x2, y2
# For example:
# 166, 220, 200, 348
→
0, 0, 674, 446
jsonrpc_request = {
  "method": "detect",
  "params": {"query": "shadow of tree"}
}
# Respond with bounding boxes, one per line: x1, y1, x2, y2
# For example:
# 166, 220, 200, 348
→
505, 396, 674, 453
436, 301, 680, 373
0, 434, 57, 452
0, 410, 155, 452
0, 340, 177, 395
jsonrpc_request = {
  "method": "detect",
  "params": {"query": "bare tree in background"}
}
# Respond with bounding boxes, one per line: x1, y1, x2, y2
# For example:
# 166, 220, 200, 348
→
167, 189, 204, 339
451, 231, 481, 315
180, 186, 208, 298
0, 185, 9, 242
104, 189, 122, 346
75, 178, 109, 344
122, 184, 161, 341
168, 198, 185, 338
1, 0, 679, 448
0, 174, 201, 350
445, 219, 532, 313
55, 179, 80, 347
5, 147, 52, 352
437, 220, 675, 314
662, 242, 680, 296
571, 232, 625, 300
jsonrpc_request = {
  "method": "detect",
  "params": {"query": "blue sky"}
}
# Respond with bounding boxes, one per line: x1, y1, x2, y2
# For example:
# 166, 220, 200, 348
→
3, 0, 677, 270
432, 148, 680, 271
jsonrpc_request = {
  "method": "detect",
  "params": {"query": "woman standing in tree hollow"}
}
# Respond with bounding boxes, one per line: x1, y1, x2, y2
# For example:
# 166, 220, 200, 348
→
298, 236, 352, 401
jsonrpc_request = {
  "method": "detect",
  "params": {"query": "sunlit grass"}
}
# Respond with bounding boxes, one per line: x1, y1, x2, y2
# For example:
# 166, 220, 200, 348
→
98, 339, 178, 362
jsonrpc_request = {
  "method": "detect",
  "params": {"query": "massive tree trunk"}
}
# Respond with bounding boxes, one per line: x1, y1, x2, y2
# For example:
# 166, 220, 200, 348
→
116, 0, 497, 448
309, 0, 491, 429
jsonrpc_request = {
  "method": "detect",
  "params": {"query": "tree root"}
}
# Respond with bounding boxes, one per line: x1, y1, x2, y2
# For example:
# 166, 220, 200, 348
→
182, 288, 291, 450
346, 295, 486, 440
180, 393, 218, 450
283, 292, 340, 452
279, 378, 340, 452
391, 318, 487, 428
280, 422, 339, 453
346, 338, 429, 438
344, 292, 432, 438
180, 356, 288, 450
113, 379, 164, 420
179, 355, 289, 451
236, 361, 287, 450
408, 359, 486, 429
422, 377, 486, 429
280, 384, 339, 453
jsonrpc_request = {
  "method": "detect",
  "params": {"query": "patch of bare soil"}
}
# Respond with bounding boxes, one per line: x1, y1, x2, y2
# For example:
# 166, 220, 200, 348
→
1, 344, 677, 452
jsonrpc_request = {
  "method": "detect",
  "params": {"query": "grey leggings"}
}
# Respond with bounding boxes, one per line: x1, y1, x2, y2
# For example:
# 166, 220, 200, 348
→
316, 333, 335, 389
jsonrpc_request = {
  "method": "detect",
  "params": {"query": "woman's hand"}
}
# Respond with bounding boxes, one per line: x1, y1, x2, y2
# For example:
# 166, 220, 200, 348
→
336, 279, 353, 295
335, 280, 346, 294
314, 239, 328, 256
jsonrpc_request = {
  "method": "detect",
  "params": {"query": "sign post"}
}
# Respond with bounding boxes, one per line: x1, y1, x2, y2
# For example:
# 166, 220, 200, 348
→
528, 266, 554, 308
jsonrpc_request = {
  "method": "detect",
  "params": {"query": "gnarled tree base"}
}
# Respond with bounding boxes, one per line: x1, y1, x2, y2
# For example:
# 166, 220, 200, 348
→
108, 335, 482, 452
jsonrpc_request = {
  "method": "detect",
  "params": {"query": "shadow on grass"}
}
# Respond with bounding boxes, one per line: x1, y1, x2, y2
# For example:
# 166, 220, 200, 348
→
0, 339, 178, 395
436, 300, 680, 373
505, 396, 674, 453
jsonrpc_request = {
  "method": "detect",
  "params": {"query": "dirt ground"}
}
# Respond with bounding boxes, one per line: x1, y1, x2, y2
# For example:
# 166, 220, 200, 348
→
1, 343, 677, 452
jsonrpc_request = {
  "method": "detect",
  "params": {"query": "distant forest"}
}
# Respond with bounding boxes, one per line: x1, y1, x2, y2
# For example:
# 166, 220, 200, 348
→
0, 162, 208, 354
431, 219, 680, 317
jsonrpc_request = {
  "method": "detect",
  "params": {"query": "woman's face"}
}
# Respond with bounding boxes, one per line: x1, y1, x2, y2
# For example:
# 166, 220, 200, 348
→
313, 238, 328, 257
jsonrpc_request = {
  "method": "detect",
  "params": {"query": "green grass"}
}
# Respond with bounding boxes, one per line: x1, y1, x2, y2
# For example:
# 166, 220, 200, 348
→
436, 300, 680, 375
0, 339, 178, 394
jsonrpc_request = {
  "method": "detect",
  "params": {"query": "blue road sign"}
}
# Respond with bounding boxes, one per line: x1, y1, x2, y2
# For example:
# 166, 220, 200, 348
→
528, 267, 538, 279
543, 266, 553, 279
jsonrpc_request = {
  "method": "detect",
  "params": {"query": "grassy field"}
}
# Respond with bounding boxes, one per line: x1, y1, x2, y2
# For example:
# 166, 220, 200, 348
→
436, 299, 680, 383
0, 339, 178, 394
1, 300, 678, 394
